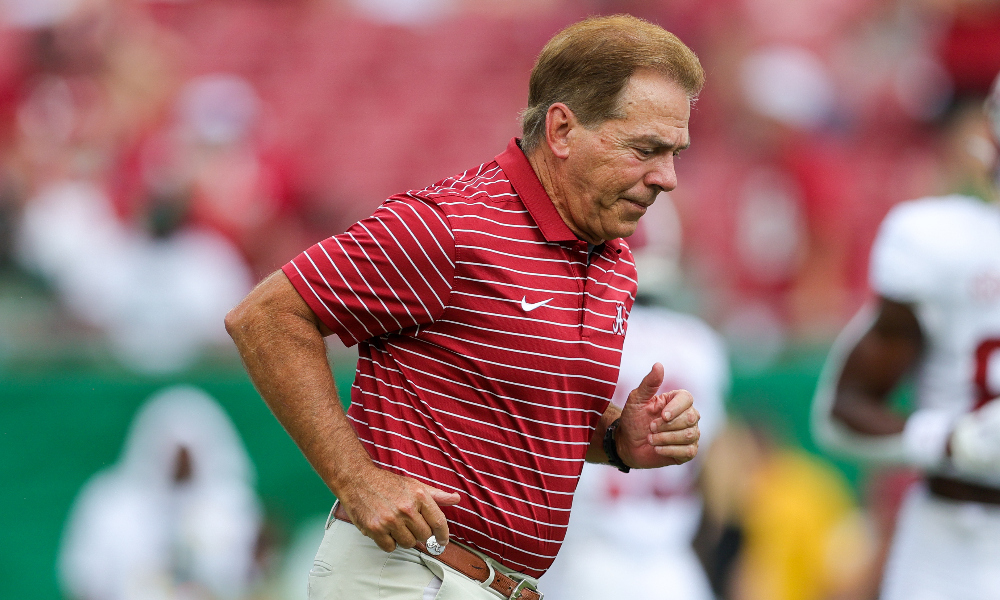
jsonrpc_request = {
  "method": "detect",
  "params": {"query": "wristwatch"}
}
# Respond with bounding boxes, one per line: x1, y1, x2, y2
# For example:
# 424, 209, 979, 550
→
603, 418, 631, 473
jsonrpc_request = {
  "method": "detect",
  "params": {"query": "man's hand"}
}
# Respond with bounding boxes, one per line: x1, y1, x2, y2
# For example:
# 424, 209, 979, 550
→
951, 399, 1000, 477
226, 272, 460, 554
339, 466, 461, 553
616, 362, 700, 469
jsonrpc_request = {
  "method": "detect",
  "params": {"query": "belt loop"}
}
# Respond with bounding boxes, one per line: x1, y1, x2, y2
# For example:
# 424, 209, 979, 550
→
479, 555, 497, 591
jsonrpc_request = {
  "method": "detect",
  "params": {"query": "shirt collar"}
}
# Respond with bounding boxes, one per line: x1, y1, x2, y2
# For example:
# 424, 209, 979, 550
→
495, 138, 623, 254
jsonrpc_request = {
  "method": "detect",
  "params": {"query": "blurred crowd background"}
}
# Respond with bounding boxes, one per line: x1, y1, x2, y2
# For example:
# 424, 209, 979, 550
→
1, 0, 998, 599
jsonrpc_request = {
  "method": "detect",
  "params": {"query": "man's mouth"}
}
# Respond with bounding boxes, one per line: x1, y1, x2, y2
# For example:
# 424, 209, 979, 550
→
623, 198, 653, 211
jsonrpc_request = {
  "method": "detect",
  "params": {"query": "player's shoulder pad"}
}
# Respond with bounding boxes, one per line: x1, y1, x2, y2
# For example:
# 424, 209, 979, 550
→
626, 305, 730, 379
871, 195, 991, 302
637, 307, 725, 351
879, 195, 992, 261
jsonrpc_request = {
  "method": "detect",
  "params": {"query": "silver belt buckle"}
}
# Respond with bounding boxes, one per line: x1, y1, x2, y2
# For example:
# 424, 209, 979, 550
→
509, 577, 542, 600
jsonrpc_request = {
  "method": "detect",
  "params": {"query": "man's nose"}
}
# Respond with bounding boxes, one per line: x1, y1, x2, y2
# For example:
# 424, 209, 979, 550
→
645, 155, 678, 193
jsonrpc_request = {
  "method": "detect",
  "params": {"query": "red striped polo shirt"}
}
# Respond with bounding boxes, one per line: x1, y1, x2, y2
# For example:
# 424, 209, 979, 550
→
283, 138, 637, 576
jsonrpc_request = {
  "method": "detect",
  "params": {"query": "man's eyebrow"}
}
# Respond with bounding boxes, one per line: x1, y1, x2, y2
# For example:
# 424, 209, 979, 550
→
633, 135, 690, 151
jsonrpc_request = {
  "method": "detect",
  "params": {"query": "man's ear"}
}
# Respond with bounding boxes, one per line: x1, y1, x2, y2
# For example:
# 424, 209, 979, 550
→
544, 103, 575, 159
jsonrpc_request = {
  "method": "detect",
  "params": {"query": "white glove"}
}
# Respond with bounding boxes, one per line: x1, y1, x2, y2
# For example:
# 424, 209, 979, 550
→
951, 400, 1000, 477
902, 409, 955, 469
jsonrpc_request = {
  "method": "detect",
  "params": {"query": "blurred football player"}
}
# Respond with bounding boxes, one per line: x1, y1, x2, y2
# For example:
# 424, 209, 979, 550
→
541, 300, 729, 600
812, 72, 1000, 600
59, 386, 262, 600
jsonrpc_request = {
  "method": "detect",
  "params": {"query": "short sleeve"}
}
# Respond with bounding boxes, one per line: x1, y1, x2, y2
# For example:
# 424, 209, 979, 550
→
869, 201, 940, 303
283, 194, 455, 346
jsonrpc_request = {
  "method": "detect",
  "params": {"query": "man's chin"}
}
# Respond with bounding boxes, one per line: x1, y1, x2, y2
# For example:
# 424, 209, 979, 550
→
611, 221, 641, 239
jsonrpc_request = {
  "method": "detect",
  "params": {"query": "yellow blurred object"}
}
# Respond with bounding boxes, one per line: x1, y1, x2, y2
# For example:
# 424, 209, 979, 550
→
735, 450, 874, 600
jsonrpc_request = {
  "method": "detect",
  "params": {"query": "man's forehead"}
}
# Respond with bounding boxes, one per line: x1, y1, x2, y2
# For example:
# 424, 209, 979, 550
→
618, 78, 690, 122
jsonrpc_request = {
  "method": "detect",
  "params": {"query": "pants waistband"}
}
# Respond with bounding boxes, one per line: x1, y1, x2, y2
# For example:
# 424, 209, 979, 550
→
331, 502, 542, 600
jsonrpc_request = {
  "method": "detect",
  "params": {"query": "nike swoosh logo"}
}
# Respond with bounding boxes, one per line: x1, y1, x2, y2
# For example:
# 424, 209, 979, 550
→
520, 296, 553, 312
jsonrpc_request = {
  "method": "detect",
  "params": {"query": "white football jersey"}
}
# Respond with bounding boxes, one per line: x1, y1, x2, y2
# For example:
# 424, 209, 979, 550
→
540, 306, 728, 600
871, 195, 1000, 480
567, 304, 729, 548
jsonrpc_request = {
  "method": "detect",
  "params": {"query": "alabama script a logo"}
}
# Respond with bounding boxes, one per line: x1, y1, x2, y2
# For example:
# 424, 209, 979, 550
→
612, 303, 626, 336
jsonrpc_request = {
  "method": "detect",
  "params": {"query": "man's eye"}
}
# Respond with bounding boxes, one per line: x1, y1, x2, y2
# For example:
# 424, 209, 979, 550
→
635, 148, 654, 157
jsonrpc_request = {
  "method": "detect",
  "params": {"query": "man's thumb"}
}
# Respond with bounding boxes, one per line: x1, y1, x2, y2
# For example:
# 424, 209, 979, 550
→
430, 488, 462, 506
632, 362, 665, 403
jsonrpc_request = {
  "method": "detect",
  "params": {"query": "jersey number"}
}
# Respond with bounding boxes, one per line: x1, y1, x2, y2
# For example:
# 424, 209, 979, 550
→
974, 338, 1000, 409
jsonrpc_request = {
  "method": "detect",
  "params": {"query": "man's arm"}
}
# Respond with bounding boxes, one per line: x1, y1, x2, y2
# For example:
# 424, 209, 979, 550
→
831, 297, 923, 436
587, 362, 701, 468
825, 297, 1000, 475
811, 297, 943, 465
225, 271, 459, 552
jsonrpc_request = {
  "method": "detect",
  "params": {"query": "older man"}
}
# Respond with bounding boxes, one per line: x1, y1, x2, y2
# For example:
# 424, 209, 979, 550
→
227, 15, 704, 600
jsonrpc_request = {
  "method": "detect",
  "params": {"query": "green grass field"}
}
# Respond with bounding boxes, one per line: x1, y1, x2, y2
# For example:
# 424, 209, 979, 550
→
0, 346, 863, 600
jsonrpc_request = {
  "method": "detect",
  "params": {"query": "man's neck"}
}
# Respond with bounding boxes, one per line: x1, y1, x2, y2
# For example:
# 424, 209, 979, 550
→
525, 146, 603, 245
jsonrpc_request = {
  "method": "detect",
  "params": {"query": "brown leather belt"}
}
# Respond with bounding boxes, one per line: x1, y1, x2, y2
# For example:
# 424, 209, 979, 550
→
333, 503, 542, 600
928, 475, 1000, 505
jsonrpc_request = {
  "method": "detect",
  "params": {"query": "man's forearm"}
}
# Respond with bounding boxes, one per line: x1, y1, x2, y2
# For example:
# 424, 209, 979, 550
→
831, 389, 907, 436
225, 272, 374, 499
829, 299, 921, 437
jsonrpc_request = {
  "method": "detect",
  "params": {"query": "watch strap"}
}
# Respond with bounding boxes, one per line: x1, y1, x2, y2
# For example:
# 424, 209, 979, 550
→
603, 417, 631, 473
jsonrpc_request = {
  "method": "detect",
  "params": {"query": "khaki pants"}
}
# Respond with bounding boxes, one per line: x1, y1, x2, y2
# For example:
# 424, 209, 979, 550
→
308, 509, 541, 600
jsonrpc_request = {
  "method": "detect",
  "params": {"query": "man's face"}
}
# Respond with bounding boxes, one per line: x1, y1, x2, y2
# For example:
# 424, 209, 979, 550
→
558, 71, 691, 244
